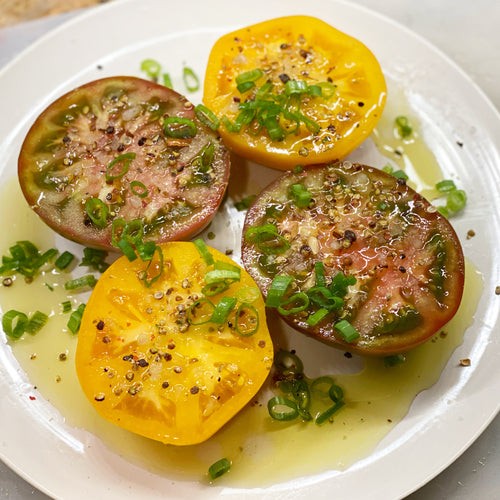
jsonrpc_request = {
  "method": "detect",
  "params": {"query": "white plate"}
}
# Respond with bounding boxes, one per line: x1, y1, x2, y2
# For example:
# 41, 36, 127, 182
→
1, 0, 499, 498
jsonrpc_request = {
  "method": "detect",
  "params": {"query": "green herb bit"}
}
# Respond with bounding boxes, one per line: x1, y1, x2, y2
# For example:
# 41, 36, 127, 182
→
2, 309, 29, 339
163, 117, 197, 138
0, 241, 58, 279
61, 301, 72, 313
182, 66, 200, 92
80, 247, 109, 273
234, 303, 259, 337
193, 238, 214, 266
67, 303, 86, 334
25, 311, 49, 335
210, 297, 237, 324
395, 115, 413, 138
265, 274, 293, 308
55, 251, 75, 271
140, 58, 161, 80
289, 183, 313, 208
208, 458, 231, 480
105, 152, 136, 182
334, 319, 360, 343
234, 194, 256, 211
384, 354, 407, 367
194, 104, 220, 131
130, 180, 149, 199
162, 73, 173, 88
64, 274, 98, 291
187, 298, 215, 325
267, 396, 299, 421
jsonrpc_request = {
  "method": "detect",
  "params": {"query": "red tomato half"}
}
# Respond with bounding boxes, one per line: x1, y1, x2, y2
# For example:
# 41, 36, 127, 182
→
18, 77, 230, 250
241, 163, 465, 356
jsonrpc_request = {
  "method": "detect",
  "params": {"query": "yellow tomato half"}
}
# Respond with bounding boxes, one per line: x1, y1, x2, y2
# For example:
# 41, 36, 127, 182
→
75, 242, 273, 445
203, 15, 387, 170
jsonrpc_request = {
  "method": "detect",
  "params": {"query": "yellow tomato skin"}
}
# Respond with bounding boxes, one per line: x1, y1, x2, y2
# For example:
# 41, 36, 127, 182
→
75, 242, 273, 446
203, 15, 387, 170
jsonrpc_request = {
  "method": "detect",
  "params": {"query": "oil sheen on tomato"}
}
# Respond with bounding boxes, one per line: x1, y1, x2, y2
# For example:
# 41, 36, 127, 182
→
0, 176, 482, 485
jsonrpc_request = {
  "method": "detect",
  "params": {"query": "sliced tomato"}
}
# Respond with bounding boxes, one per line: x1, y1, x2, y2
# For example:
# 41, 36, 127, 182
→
75, 241, 273, 445
241, 163, 465, 356
203, 15, 386, 170
18, 77, 230, 250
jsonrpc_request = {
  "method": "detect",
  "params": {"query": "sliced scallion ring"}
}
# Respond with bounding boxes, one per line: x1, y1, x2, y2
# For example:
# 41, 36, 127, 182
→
182, 66, 200, 92
208, 458, 231, 480
105, 152, 136, 182
163, 117, 197, 138
2, 309, 29, 339
277, 292, 309, 316
187, 298, 215, 325
234, 303, 259, 337
210, 297, 237, 324
84, 198, 109, 229
267, 396, 299, 421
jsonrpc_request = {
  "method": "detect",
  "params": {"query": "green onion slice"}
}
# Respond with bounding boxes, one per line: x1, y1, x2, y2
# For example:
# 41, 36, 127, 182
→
234, 303, 259, 336
61, 301, 72, 313
310, 376, 336, 399
105, 152, 136, 182
195, 104, 220, 131
265, 274, 293, 308
211, 297, 237, 324
274, 349, 304, 376
84, 198, 109, 229
436, 179, 457, 193
235, 69, 264, 86
289, 183, 312, 208
201, 281, 230, 297
208, 458, 231, 480
446, 189, 467, 213
64, 274, 97, 291
163, 117, 197, 138
182, 66, 200, 92
306, 307, 329, 326
2, 309, 28, 339
315, 400, 345, 425
395, 115, 413, 138
130, 180, 149, 198
267, 396, 299, 421
162, 73, 173, 88
193, 239, 214, 266
141, 245, 164, 287
277, 292, 309, 316
140, 58, 161, 80
67, 303, 86, 334
80, 247, 109, 273
334, 319, 360, 343
25, 310, 49, 335
55, 251, 75, 270
187, 298, 215, 325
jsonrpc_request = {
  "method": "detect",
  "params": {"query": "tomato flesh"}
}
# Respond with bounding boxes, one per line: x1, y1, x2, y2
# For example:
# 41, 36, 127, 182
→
76, 242, 273, 445
241, 163, 465, 355
203, 16, 386, 170
18, 77, 230, 250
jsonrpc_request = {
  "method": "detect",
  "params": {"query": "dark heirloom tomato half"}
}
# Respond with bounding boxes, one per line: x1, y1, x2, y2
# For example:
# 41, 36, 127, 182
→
18, 77, 230, 250
241, 163, 465, 356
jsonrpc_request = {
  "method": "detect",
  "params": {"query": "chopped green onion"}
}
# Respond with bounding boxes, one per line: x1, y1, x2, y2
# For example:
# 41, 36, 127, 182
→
130, 180, 149, 198
392, 169, 409, 180
234, 194, 256, 211
208, 458, 231, 480
67, 303, 85, 334
274, 349, 304, 376
446, 189, 467, 213
334, 319, 360, 343
163, 117, 197, 138
264, 116, 285, 141
136, 241, 157, 261
193, 239, 214, 266
117, 237, 138, 261
436, 179, 457, 193
0, 241, 58, 279
25, 310, 49, 335
194, 104, 220, 131
307, 84, 322, 97
202, 282, 230, 296
237, 80, 257, 93
234, 303, 259, 336
64, 274, 97, 291
395, 115, 413, 138
306, 307, 329, 326
54, 251, 75, 270
141, 245, 163, 287
317, 81, 337, 99
162, 73, 173, 88
105, 152, 136, 182
187, 298, 215, 325
265, 275, 293, 308
329, 272, 356, 297
284, 79, 308, 96
235, 286, 260, 303
314, 261, 326, 287
84, 198, 109, 229
315, 400, 345, 425
307, 286, 343, 310
204, 268, 241, 285
328, 383, 344, 403
267, 396, 299, 421
182, 66, 200, 92
2, 309, 28, 339
384, 354, 406, 367
210, 297, 237, 324
310, 376, 336, 398
289, 183, 312, 208
235, 69, 264, 86
80, 247, 109, 273
277, 292, 309, 316
140, 58, 161, 80
61, 301, 72, 313
245, 223, 290, 255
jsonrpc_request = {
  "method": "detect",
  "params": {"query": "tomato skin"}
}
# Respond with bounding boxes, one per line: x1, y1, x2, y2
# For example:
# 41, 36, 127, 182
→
18, 77, 230, 250
75, 242, 273, 445
241, 163, 465, 356
203, 16, 386, 170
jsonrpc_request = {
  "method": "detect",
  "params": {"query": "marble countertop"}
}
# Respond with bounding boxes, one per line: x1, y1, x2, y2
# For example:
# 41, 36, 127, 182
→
0, 1, 498, 498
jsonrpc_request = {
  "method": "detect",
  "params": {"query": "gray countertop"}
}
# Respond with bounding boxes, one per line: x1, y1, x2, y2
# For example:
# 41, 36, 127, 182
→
0, 1, 498, 498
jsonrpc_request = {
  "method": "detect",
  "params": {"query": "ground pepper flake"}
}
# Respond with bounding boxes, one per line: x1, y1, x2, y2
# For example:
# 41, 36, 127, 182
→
459, 358, 471, 367
495, 286, 500, 295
